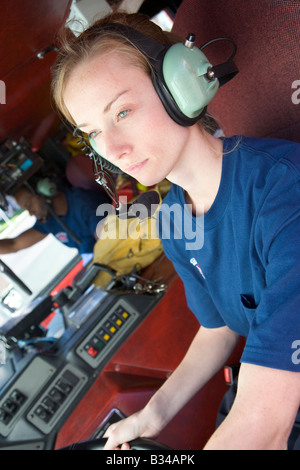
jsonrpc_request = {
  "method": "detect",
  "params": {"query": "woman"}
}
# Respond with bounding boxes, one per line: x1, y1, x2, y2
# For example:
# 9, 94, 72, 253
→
52, 12, 300, 450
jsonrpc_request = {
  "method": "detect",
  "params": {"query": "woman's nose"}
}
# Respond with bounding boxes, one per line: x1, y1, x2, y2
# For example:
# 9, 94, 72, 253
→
103, 128, 132, 164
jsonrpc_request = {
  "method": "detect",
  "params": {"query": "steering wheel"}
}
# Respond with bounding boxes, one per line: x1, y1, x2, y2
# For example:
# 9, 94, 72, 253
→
59, 437, 171, 450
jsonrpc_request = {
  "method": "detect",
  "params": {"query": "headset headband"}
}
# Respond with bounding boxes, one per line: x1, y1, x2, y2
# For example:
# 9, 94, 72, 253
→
85, 23, 238, 125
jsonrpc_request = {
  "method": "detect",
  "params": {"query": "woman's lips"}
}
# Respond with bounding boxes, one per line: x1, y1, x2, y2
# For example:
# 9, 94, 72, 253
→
125, 159, 148, 175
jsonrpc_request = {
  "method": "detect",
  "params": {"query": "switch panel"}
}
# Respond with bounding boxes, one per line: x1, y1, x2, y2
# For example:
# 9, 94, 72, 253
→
75, 299, 138, 368
27, 364, 88, 435
0, 357, 56, 438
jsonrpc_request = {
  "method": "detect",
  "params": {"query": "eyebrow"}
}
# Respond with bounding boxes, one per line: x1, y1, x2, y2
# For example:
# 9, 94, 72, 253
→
104, 89, 129, 113
77, 89, 130, 129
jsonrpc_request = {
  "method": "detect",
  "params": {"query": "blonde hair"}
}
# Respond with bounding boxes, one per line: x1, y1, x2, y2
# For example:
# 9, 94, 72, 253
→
51, 11, 219, 133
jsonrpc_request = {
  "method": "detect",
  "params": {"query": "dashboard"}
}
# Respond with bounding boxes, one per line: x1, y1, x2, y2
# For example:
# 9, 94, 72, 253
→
0, 282, 164, 449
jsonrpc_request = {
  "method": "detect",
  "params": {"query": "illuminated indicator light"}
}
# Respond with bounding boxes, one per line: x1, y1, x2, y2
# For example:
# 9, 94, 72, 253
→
122, 312, 129, 319
103, 333, 110, 341
87, 346, 98, 357
224, 366, 233, 385
116, 319, 122, 326
110, 326, 116, 334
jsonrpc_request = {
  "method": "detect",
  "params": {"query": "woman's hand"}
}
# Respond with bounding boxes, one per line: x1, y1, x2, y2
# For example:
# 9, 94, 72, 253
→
103, 326, 239, 450
103, 409, 160, 450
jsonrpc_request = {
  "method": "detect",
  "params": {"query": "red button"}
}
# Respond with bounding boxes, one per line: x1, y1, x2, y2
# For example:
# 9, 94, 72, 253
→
87, 346, 98, 358
224, 366, 233, 385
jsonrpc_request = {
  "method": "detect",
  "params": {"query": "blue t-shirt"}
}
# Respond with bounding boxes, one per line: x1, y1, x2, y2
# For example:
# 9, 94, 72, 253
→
158, 136, 300, 372
34, 187, 109, 254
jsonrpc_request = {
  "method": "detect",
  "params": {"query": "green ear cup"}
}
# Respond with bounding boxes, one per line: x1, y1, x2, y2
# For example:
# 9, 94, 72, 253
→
87, 134, 123, 174
162, 43, 219, 119
36, 178, 58, 197
88, 135, 100, 154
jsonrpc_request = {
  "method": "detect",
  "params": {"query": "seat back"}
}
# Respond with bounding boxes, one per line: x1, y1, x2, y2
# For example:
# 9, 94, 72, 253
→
172, 0, 300, 142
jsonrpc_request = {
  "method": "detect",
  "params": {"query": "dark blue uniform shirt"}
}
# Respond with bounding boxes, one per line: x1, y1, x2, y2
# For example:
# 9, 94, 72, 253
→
159, 136, 300, 372
35, 186, 109, 254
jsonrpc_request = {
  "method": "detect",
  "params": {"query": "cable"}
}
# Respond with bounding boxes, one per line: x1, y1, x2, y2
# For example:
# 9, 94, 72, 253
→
72, 127, 122, 208
200, 37, 237, 62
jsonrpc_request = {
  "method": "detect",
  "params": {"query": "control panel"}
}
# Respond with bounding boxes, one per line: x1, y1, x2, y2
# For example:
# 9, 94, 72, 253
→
0, 357, 56, 438
76, 298, 138, 368
0, 289, 162, 449
27, 365, 88, 434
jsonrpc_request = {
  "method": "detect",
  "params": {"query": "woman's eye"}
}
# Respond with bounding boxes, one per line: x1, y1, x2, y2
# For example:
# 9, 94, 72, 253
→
117, 109, 130, 120
89, 130, 100, 139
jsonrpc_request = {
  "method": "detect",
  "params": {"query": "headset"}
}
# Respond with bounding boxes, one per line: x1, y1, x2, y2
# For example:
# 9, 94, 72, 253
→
23, 179, 82, 246
73, 23, 238, 205
36, 177, 58, 197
